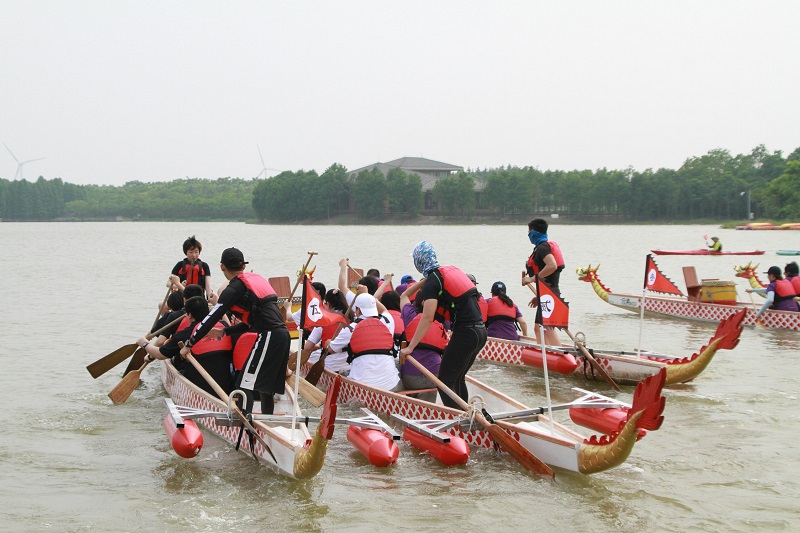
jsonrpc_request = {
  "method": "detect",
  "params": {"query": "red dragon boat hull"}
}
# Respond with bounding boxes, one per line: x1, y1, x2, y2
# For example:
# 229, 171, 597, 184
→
650, 249, 765, 256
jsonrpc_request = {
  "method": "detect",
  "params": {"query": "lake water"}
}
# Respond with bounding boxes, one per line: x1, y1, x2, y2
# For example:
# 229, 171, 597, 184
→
1, 222, 798, 532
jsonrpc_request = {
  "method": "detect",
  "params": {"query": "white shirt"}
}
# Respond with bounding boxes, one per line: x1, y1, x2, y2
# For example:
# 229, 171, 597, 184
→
328, 312, 400, 391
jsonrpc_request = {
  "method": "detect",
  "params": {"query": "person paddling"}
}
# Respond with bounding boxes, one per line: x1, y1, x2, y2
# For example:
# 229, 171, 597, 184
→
707, 236, 723, 252
180, 248, 289, 415
399, 241, 487, 409
747, 266, 799, 315
486, 281, 527, 341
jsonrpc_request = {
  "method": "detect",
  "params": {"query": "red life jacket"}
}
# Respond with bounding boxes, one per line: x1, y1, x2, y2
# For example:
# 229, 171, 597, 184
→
346, 315, 395, 363
190, 321, 233, 355
230, 272, 277, 326
486, 297, 517, 325
319, 313, 350, 346
789, 276, 800, 296
387, 309, 406, 348
177, 315, 192, 332
477, 296, 488, 322
773, 278, 797, 303
232, 332, 257, 371
434, 266, 479, 322
526, 240, 565, 275
405, 313, 448, 354
179, 259, 204, 287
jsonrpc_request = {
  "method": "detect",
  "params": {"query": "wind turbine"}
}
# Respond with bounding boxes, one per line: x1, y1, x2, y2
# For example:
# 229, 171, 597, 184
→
255, 145, 281, 178
4, 143, 45, 180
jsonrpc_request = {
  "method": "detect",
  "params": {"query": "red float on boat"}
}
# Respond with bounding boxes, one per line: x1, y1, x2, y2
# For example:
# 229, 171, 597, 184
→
569, 406, 646, 441
163, 413, 204, 458
402, 426, 470, 466
520, 348, 580, 374
346, 426, 399, 467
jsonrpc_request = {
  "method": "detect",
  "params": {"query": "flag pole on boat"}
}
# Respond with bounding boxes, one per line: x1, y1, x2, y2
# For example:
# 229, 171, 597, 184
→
291, 252, 318, 438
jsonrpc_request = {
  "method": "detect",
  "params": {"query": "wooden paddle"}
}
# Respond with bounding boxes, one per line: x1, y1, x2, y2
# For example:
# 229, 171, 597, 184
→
182, 348, 277, 463
523, 281, 621, 391
86, 314, 185, 379
289, 251, 318, 298
404, 355, 554, 478
747, 291, 766, 328
564, 329, 622, 391
305, 295, 358, 385
108, 359, 151, 404
286, 375, 326, 407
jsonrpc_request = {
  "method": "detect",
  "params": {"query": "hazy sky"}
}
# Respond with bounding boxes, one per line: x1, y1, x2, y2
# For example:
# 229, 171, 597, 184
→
2, 1, 798, 185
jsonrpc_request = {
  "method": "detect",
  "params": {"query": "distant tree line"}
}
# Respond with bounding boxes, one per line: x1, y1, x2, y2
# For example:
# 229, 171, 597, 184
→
1, 145, 799, 222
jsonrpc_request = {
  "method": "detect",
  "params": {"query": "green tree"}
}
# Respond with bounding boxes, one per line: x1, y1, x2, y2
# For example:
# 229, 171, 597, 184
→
351, 168, 388, 219
760, 160, 800, 220
432, 172, 475, 217
386, 168, 423, 216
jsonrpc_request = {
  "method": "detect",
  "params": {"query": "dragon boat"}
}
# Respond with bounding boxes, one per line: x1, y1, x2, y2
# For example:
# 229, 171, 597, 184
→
302, 364, 668, 475
650, 249, 765, 256
577, 264, 800, 330
160, 358, 339, 479
478, 308, 745, 386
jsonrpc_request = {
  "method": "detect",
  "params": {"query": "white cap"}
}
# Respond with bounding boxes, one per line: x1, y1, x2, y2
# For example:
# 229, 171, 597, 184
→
353, 293, 379, 317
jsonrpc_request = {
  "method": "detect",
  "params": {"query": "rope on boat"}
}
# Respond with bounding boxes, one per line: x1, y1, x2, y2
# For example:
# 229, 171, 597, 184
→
465, 394, 486, 430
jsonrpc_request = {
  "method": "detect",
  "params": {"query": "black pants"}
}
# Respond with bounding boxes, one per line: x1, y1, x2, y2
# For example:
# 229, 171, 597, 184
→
437, 323, 488, 409
235, 328, 290, 414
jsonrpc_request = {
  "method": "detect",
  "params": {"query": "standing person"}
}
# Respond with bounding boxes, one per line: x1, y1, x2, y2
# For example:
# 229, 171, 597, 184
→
486, 281, 527, 341
399, 241, 487, 409
707, 236, 723, 252
169, 235, 215, 299
746, 266, 800, 315
467, 273, 488, 324
180, 248, 289, 415
521, 218, 564, 346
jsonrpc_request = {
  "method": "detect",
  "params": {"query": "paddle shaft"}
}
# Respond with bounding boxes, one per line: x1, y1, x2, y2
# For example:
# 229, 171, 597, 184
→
183, 351, 277, 462
305, 293, 358, 385
564, 328, 621, 391
152, 286, 173, 331
87, 313, 186, 378
405, 355, 554, 478
289, 252, 318, 299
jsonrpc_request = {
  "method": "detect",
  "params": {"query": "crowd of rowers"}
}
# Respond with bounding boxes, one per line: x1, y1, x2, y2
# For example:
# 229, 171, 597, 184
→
132, 234, 546, 415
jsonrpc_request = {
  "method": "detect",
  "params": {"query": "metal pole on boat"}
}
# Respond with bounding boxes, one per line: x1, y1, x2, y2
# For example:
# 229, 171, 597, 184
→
637, 288, 646, 357
538, 323, 556, 435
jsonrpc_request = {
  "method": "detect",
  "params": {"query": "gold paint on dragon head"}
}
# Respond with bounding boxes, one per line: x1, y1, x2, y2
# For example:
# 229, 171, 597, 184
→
733, 261, 759, 279
576, 264, 600, 282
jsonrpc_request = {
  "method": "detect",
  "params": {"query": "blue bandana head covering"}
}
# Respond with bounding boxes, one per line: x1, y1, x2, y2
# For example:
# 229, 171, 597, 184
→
528, 230, 548, 246
412, 240, 440, 276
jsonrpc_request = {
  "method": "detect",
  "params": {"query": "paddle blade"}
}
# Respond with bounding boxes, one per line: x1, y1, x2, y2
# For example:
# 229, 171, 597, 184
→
123, 348, 146, 377
87, 344, 138, 379
484, 420, 554, 478
108, 363, 147, 404
288, 376, 326, 407
305, 356, 326, 385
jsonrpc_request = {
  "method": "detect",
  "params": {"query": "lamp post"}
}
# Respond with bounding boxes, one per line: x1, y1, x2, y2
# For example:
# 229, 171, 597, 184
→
740, 190, 751, 220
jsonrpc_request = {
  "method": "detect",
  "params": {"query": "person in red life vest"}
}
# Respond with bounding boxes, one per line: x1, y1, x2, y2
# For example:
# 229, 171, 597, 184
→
169, 235, 215, 301
747, 266, 800, 314
400, 292, 448, 402
486, 281, 528, 341
466, 273, 489, 323
138, 296, 234, 395
325, 293, 402, 391
301, 288, 352, 373
378, 289, 406, 356
521, 218, 564, 346
785, 262, 800, 299
399, 241, 487, 409
180, 248, 289, 415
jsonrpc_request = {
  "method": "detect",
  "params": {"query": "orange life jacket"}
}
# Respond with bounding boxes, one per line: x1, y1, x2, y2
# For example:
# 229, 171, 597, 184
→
405, 313, 448, 354
486, 297, 517, 325
526, 240, 565, 275
433, 266, 479, 322
231, 272, 278, 326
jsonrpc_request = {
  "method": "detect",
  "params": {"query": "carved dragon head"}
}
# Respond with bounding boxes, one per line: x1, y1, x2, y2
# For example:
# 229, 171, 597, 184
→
576, 264, 600, 282
733, 261, 759, 279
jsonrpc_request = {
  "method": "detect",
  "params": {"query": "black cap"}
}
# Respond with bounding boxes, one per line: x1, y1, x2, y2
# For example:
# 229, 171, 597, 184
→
221, 247, 248, 269
491, 281, 506, 294
765, 266, 781, 277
